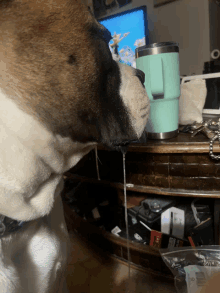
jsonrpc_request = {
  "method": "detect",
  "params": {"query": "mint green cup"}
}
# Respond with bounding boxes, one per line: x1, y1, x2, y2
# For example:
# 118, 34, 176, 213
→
135, 42, 180, 139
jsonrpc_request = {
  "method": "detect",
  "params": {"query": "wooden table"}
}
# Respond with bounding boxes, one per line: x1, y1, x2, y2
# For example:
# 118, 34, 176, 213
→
67, 132, 220, 196
64, 132, 220, 273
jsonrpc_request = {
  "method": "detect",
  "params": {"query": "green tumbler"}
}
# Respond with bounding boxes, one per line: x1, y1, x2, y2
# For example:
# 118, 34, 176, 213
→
135, 42, 180, 139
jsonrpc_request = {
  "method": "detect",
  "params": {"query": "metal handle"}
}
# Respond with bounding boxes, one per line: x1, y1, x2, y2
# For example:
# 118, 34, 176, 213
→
150, 57, 164, 98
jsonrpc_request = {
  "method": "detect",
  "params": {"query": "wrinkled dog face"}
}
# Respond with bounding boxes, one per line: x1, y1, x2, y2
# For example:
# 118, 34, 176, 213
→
0, 0, 149, 150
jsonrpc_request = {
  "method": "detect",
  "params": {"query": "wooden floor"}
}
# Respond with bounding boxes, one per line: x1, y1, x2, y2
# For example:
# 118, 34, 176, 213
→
66, 230, 177, 293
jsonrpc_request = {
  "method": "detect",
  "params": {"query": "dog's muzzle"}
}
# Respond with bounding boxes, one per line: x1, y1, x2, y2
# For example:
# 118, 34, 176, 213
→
112, 69, 146, 154
112, 139, 137, 154
112, 132, 147, 154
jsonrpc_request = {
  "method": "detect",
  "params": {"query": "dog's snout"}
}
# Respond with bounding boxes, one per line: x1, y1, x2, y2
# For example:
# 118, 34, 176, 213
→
135, 69, 145, 85
112, 138, 140, 147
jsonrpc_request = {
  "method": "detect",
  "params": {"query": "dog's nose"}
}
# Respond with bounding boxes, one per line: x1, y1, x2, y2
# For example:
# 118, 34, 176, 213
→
112, 138, 142, 148
135, 69, 145, 85
112, 137, 146, 154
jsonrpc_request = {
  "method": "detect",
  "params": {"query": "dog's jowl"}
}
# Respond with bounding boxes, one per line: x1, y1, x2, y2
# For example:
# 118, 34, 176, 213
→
0, 0, 150, 292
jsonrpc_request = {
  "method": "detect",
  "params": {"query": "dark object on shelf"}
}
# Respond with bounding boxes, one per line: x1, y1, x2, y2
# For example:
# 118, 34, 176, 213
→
128, 205, 140, 226
179, 124, 193, 133
150, 230, 189, 249
188, 218, 215, 246
128, 197, 176, 229
97, 204, 126, 231
175, 197, 213, 238
203, 61, 220, 110
117, 222, 150, 245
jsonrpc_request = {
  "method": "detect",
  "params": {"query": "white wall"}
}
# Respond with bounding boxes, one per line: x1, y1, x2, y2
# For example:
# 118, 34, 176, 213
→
153, 0, 210, 75
90, 0, 211, 76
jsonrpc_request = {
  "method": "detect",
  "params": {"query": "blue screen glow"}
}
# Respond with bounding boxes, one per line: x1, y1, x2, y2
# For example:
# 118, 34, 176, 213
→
99, 8, 148, 68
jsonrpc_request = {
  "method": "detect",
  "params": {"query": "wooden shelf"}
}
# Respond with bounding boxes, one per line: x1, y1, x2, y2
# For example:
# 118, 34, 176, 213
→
65, 133, 220, 199
97, 132, 220, 154
63, 132, 220, 261
64, 172, 220, 198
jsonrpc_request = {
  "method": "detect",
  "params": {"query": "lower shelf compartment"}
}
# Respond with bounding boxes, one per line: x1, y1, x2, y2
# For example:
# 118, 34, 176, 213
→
61, 175, 216, 280
63, 201, 174, 280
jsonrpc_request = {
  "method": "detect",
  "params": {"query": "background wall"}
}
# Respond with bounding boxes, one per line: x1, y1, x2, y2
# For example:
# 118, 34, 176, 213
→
209, 0, 220, 56
84, 0, 220, 76
152, 0, 210, 75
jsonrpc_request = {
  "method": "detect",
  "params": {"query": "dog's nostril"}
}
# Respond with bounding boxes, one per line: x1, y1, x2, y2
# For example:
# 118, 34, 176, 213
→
135, 69, 145, 85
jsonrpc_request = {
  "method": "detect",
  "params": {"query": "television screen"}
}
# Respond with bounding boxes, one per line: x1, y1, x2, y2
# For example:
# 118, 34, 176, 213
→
99, 6, 149, 68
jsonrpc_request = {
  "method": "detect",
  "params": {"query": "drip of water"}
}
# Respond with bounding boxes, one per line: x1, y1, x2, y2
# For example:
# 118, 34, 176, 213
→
120, 146, 131, 289
95, 145, 131, 290
95, 147, 100, 180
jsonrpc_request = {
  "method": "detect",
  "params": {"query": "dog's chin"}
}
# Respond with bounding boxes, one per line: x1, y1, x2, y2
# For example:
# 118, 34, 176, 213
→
90, 130, 147, 153
103, 139, 139, 154
108, 144, 129, 154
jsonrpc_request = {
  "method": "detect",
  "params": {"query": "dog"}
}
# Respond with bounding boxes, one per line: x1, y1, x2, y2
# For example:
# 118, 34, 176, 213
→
0, 0, 150, 292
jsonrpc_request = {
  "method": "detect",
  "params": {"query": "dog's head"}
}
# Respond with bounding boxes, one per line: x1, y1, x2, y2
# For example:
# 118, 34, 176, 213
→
0, 0, 149, 151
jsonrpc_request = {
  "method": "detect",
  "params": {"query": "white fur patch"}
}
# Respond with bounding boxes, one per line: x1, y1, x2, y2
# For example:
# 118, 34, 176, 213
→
0, 89, 97, 221
118, 62, 150, 139
0, 62, 149, 222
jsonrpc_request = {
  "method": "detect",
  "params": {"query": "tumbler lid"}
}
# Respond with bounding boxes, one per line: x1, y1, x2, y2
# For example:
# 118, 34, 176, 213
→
135, 42, 179, 58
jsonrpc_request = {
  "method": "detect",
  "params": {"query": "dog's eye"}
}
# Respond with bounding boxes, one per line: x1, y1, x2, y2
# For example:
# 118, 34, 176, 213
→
67, 55, 76, 65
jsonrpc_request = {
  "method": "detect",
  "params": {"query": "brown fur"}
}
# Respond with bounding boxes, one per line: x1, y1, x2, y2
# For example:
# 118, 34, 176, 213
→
0, 0, 120, 142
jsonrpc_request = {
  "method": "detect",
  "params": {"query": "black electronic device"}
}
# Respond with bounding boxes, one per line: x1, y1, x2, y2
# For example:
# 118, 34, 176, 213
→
188, 218, 214, 247
202, 60, 220, 120
128, 197, 177, 228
